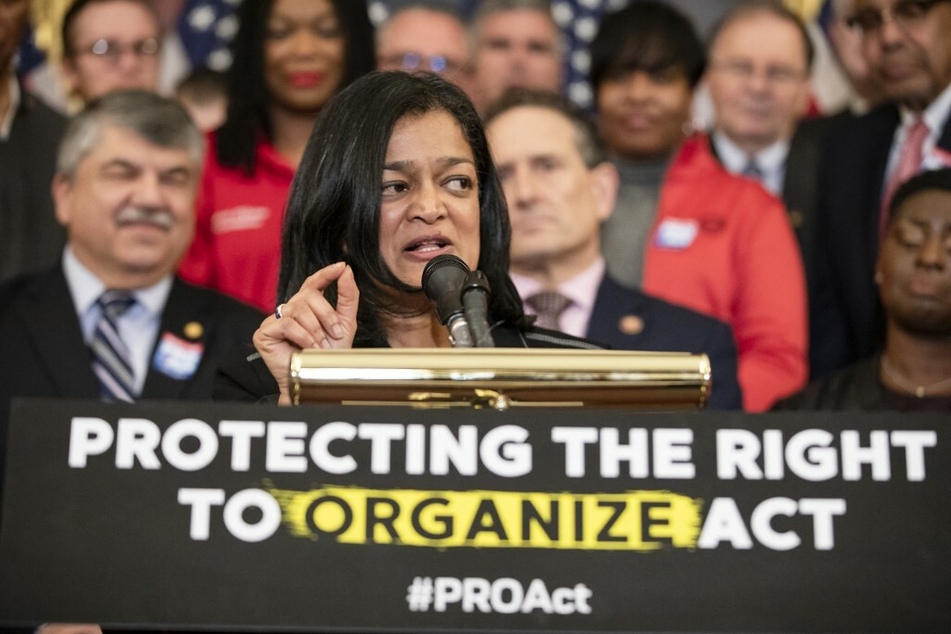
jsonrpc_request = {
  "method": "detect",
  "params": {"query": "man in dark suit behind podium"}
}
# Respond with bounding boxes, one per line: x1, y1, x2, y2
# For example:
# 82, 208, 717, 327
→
0, 91, 263, 481
809, 0, 951, 378
485, 89, 742, 410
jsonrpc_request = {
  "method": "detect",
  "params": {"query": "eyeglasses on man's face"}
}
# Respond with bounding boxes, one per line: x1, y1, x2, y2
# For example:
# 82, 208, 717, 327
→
73, 38, 161, 66
845, 0, 951, 35
380, 52, 468, 77
711, 59, 808, 86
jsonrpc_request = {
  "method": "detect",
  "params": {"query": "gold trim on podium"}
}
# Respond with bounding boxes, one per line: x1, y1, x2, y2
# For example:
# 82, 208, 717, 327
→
290, 349, 711, 410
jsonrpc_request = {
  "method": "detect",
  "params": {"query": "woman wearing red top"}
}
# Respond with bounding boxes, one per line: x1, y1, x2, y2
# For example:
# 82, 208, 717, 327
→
589, 1, 807, 411
178, 0, 375, 312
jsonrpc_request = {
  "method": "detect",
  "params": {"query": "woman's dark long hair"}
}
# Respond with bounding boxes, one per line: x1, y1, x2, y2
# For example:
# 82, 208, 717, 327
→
279, 71, 527, 346
216, 0, 376, 174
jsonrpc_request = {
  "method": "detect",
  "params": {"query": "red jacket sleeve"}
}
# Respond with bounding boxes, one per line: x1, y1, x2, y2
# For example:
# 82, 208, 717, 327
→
643, 138, 808, 411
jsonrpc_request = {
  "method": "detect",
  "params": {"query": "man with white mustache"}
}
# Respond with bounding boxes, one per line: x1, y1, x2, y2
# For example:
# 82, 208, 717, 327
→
0, 91, 263, 459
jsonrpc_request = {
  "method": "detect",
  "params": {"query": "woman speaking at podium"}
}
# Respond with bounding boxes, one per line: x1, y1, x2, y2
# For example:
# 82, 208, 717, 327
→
215, 71, 598, 404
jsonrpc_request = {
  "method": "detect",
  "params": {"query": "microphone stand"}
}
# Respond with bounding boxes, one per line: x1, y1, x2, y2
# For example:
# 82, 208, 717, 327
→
422, 255, 475, 348
461, 271, 494, 348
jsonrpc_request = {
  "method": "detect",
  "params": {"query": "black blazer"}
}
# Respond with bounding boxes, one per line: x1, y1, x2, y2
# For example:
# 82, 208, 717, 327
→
783, 113, 854, 280
773, 354, 951, 412
586, 275, 743, 410
773, 355, 885, 410
0, 267, 264, 444
808, 103, 951, 378
213, 322, 604, 403
0, 86, 67, 283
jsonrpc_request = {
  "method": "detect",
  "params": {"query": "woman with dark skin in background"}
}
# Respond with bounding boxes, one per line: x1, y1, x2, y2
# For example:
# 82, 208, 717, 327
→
178, 0, 375, 313
590, 1, 807, 412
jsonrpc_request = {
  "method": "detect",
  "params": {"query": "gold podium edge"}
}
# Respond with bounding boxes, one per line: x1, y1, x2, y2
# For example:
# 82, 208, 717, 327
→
290, 349, 711, 411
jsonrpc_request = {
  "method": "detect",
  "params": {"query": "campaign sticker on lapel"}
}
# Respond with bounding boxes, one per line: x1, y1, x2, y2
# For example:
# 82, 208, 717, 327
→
152, 332, 204, 380
654, 218, 699, 250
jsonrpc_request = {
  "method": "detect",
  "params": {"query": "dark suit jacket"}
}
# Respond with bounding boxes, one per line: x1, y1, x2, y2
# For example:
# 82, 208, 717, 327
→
709, 116, 845, 284
783, 113, 854, 280
0, 267, 265, 470
808, 103, 951, 378
0, 85, 67, 283
773, 355, 886, 411
773, 354, 951, 412
213, 323, 604, 403
585, 275, 743, 410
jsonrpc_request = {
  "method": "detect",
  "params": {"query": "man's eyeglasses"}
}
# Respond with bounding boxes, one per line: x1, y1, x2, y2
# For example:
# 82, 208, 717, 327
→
845, 0, 951, 35
712, 60, 807, 85
380, 52, 468, 77
72, 38, 161, 66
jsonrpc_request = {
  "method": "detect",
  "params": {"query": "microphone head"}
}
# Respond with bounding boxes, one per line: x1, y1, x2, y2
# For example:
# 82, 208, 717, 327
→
421, 254, 470, 300
421, 254, 470, 325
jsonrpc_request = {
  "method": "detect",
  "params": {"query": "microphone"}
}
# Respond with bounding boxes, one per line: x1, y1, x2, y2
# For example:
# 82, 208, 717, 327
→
422, 254, 474, 347
461, 270, 495, 348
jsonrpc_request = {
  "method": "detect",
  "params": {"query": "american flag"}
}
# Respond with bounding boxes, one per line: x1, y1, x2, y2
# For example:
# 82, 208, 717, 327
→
175, 0, 242, 71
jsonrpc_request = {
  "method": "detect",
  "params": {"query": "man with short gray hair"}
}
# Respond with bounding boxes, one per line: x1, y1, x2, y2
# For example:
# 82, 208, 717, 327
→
376, 1, 473, 93
60, 0, 163, 104
469, 0, 564, 113
0, 91, 263, 471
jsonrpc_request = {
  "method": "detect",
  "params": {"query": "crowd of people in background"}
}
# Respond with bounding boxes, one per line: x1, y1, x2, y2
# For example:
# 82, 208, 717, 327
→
2, 0, 950, 425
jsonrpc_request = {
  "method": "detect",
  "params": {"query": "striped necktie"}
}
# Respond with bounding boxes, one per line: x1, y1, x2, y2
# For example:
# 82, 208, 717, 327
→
90, 290, 137, 402
525, 291, 572, 330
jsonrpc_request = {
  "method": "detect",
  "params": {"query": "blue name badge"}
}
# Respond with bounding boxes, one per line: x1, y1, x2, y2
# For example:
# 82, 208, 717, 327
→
153, 332, 204, 380
654, 218, 699, 250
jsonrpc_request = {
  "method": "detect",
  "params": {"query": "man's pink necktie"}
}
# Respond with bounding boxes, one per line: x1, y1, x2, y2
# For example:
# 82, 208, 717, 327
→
879, 118, 929, 240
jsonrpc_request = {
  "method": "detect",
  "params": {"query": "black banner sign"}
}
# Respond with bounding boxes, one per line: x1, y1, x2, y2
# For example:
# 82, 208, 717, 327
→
1, 398, 950, 632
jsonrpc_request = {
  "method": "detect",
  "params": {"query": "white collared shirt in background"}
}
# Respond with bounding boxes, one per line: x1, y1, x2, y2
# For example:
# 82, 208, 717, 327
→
712, 131, 789, 197
510, 257, 605, 338
886, 81, 951, 186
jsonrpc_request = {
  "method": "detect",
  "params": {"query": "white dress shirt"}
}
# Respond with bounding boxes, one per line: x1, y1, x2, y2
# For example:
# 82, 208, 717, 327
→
885, 81, 951, 187
510, 257, 605, 338
712, 131, 789, 197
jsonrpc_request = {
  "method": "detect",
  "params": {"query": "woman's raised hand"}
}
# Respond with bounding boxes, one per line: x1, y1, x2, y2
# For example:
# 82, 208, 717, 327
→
252, 262, 359, 404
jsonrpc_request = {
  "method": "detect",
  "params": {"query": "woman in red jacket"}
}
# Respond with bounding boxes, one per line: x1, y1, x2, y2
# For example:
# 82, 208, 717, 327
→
589, 1, 807, 411
177, 0, 375, 313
